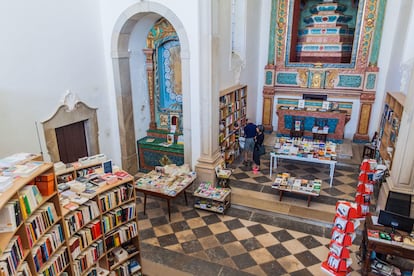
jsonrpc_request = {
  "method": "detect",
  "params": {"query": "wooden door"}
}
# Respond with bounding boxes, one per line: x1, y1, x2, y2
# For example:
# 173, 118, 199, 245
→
56, 121, 88, 163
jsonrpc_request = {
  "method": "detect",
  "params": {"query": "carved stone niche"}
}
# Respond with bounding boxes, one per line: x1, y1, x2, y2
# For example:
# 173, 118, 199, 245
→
42, 98, 99, 163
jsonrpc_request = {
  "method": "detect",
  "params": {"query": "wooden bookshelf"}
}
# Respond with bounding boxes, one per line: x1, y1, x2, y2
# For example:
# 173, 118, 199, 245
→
0, 156, 71, 276
0, 154, 142, 276
219, 84, 247, 165
377, 92, 405, 169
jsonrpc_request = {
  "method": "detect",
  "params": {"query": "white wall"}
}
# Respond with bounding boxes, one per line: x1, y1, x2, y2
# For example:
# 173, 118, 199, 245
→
371, 0, 412, 136
0, 0, 113, 162
99, 0, 202, 167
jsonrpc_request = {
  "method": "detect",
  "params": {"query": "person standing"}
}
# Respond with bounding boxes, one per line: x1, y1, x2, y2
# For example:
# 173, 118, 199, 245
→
253, 125, 265, 171
243, 119, 256, 166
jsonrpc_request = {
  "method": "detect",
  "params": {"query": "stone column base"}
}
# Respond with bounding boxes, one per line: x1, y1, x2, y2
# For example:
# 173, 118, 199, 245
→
195, 154, 223, 189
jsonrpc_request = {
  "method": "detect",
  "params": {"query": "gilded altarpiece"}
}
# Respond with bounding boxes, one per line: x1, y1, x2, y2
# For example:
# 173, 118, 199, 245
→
263, 0, 386, 142
139, 18, 184, 171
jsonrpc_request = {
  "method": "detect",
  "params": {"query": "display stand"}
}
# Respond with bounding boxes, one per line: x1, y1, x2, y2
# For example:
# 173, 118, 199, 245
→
215, 164, 232, 188
271, 173, 321, 207
355, 159, 378, 218
321, 201, 359, 275
193, 182, 231, 214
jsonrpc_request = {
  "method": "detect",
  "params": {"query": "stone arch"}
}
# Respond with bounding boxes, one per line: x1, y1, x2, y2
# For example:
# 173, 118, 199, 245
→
111, 2, 191, 173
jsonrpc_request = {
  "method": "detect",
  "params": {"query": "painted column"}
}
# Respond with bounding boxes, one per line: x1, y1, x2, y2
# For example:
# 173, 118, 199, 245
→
143, 48, 157, 130
353, 92, 375, 142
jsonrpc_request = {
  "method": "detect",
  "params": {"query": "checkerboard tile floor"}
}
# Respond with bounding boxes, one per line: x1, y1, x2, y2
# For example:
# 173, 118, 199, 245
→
227, 151, 376, 206
137, 197, 362, 275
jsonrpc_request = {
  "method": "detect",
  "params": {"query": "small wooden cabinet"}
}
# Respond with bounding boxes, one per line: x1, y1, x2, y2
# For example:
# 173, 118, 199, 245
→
378, 92, 405, 169
219, 84, 247, 165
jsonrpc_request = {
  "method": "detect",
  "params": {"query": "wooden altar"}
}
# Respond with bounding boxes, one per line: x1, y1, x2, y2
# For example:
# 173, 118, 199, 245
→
276, 109, 347, 142
262, 0, 387, 142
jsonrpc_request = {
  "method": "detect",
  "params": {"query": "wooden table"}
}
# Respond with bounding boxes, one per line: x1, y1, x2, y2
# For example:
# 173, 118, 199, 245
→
360, 214, 414, 275
272, 186, 319, 207
135, 171, 196, 221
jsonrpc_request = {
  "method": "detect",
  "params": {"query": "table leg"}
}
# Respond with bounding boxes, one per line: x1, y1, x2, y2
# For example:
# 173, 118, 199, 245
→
143, 194, 147, 215
167, 199, 171, 221
279, 190, 283, 201
270, 154, 278, 178
307, 196, 311, 207
329, 163, 335, 187
269, 154, 273, 178
184, 190, 188, 205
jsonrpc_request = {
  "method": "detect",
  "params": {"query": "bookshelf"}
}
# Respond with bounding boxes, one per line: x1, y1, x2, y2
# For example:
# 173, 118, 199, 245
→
0, 154, 142, 276
0, 156, 71, 276
63, 174, 141, 276
219, 84, 247, 165
377, 92, 405, 169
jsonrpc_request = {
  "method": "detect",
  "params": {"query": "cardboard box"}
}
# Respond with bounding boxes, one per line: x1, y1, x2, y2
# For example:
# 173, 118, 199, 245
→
35, 172, 54, 182
36, 180, 55, 196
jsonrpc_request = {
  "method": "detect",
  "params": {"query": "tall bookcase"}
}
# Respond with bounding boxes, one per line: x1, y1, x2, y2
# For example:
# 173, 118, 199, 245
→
0, 159, 71, 276
62, 174, 141, 276
377, 92, 405, 169
0, 154, 142, 276
219, 84, 247, 165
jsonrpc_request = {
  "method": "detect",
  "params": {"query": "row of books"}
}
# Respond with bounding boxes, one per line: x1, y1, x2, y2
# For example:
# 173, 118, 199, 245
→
32, 224, 65, 272
0, 199, 23, 233
0, 261, 31, 276
104, 222, 138, 251
102, 203, 136, 234
99, 184, 134, 213
83, 266, 109, 276
111, 258, 141, 275
18, 185, 44, 220
38, 247, 69, 276
0, 236, 24, 276
25, 202, 59, 247
73, 220, 102, 250
64, 201, 100, 236
69, 231, 103, 259
72, 240, 104, 276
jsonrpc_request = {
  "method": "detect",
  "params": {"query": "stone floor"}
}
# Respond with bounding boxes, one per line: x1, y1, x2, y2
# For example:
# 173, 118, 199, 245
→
137, 140, 372, 275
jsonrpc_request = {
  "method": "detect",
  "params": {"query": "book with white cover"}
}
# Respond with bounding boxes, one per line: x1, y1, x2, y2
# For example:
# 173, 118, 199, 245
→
0, 203, 17, 232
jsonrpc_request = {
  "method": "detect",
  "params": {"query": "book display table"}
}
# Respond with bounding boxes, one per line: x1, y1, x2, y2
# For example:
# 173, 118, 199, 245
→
135, 164, 196, 221
270, 139, 337, 187
193, 182, 231, 214
271, 173, 321, 207
360, 214, 414, 275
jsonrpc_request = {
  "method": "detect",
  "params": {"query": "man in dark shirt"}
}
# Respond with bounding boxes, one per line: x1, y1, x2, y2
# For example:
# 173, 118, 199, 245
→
243, 119, 257, 166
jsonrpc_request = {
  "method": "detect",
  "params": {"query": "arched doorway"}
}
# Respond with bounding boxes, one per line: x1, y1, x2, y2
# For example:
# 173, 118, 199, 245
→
111, 2, 191, 173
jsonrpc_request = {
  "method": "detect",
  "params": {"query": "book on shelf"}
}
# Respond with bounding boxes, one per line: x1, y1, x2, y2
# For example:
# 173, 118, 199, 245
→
0, 202, 18, 233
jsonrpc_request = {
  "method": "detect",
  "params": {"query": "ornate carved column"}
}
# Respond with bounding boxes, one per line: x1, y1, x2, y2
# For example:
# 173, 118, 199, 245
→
353, 91, 375, 142
262, 86, 275, 131
143, 48, 157, 129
